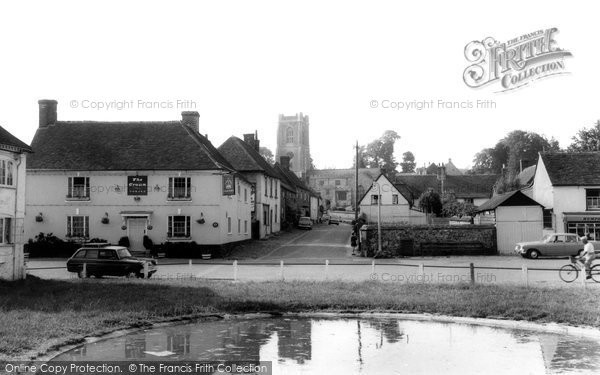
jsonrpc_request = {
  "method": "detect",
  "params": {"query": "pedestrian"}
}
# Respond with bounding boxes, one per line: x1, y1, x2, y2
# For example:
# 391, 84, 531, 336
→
577, 236, 596, 279
351, 232, 358, 255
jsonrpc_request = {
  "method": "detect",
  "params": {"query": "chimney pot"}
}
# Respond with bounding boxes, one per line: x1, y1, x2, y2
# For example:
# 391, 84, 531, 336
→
181, 111, 200, 132
38, 99, 58, 128
280, 155, 291, 170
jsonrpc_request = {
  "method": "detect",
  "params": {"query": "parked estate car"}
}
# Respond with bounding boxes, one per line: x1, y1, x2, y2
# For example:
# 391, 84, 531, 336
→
298, 216, 313, 230
515, 233, 600, 259
67, 245, 157, 278
328, 216, 340, 225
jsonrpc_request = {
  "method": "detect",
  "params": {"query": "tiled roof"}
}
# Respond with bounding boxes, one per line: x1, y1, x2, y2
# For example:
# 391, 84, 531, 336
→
476, 190, 543, 212
27, 121, 233, 171
517, 165, 536, 186
218, 137, 280, 179
271, 163, 296, 192
275, 163, 311, 192
0, 125, 32, 152
395, 174, 500, 199
540, 152, 600, 186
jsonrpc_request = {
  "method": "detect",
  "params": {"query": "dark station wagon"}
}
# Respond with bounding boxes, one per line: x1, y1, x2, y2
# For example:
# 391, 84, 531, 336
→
67, 245, 157, 278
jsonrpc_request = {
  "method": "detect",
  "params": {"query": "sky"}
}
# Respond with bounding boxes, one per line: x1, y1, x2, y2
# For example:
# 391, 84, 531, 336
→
0, 1, 597, 171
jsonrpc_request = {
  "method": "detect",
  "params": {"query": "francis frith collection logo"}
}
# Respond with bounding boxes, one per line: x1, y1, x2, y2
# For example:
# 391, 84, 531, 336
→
463, 28, 572, 92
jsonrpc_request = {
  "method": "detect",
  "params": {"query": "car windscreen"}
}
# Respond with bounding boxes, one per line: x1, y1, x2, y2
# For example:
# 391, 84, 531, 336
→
117, 248, 132, 258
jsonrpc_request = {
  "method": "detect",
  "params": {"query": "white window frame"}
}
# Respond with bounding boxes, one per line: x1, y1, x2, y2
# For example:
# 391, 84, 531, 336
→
392, 194, 399, 205
67, 177, 90, 200
168, 177, 192, 200
0, 160, 14, 187
167, 215, 191, 238
66, 216, 90, 238
0, 217, 12, 244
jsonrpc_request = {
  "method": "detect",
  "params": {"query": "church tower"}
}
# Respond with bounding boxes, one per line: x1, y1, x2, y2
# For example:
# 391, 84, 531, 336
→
276, 113, 311, 177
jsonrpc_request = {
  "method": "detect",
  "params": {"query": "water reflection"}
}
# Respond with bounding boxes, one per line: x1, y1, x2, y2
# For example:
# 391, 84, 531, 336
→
54, 317, 600, 374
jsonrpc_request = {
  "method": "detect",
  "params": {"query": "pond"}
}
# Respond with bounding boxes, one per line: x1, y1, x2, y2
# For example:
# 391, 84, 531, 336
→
53, 317, 600, 374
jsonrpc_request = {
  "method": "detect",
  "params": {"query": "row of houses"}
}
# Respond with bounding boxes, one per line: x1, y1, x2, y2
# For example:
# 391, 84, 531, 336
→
357, 153, 600, 254
0, 100, 322, 280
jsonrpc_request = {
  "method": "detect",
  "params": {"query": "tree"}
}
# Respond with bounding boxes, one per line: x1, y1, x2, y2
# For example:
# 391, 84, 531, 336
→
471, 130, 560, 175
442, 193, 476, 218
400, 151, 416, 173
419, 189, 442, 216
363, 130, 401, 177
568, 120, 600, 152
259, 147, 274, 164
353, 145, 367, 168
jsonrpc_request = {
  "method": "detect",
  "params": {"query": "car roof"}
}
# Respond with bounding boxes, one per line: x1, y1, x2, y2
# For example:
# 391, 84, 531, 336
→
78, 246, 128, 251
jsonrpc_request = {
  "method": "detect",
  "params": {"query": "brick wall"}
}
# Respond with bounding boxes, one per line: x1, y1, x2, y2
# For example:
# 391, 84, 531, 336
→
360, 224, 497, 258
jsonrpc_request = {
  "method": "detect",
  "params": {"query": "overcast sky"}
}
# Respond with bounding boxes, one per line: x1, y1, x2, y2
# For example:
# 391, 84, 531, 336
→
0, 1, 596, 170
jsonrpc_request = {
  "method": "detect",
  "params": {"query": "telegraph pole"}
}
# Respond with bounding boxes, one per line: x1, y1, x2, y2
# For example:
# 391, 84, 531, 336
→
355, 141, 359, 222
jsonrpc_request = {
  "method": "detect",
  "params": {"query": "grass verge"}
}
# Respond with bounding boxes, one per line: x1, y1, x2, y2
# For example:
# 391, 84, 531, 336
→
1, 276, 600, 360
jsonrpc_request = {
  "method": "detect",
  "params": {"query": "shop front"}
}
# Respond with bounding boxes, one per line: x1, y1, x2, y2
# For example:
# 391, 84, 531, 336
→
563, 212, 600, 240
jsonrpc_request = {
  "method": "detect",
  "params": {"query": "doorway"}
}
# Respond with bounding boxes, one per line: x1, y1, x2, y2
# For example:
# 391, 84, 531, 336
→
127, 218, 147, 252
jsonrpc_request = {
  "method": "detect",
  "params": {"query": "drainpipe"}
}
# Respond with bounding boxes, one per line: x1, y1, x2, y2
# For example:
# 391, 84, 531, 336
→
12, 154, 22, 280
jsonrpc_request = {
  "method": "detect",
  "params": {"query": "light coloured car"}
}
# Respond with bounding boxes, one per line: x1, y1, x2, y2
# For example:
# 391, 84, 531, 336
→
298, 216, 313, 230
515, 233, 600, 259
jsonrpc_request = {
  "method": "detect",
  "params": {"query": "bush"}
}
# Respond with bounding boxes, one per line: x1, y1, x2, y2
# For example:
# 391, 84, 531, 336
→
158, 242, 221, 258
143, 235, 153, 250
118, 236, 130, 248
25, 233, 81, 258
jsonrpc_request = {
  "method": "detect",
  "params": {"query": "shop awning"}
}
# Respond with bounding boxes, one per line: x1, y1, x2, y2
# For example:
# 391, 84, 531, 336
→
563, 212, 600, 222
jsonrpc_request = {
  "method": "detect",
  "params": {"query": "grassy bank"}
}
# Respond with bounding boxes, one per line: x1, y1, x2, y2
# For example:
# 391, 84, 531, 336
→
1, 276, 600, 360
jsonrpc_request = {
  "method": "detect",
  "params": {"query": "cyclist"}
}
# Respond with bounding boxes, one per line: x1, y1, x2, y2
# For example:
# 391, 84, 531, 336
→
576, 236, 596, 279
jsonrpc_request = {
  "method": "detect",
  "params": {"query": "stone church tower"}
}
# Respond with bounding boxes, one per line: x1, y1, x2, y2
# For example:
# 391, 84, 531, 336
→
276, 113, 311, 177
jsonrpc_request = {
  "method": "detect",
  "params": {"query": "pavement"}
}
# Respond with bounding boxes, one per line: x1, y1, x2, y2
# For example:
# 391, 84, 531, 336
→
26, 223, 600, 288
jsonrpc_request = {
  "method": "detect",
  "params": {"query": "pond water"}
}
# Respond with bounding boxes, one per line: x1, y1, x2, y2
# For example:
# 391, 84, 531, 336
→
53, 317, 600, 374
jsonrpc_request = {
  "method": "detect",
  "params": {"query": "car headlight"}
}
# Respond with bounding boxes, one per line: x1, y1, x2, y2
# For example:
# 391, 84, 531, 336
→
515, 245, 521, 251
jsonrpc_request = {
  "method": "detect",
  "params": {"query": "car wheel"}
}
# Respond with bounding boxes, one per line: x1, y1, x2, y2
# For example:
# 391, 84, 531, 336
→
527, 249, 540, 259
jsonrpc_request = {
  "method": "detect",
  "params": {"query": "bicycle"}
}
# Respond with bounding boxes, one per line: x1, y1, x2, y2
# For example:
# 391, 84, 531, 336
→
559, 256, 600, 283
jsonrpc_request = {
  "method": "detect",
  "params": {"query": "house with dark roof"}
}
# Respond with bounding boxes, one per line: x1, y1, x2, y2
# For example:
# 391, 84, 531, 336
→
530, 152, 600, 238
358, 174, 426, 224
26, 100, 252, 252
0, 125, 31, 280
218, 134, 282, 239
396, 172, 500, 208
274, 156, 313, 222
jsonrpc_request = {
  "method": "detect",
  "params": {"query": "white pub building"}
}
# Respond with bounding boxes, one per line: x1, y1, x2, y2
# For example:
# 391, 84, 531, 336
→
25, 100, 252, 253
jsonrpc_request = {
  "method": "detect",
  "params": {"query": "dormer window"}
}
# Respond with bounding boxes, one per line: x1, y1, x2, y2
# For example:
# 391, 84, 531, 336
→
0, 160, 14, 186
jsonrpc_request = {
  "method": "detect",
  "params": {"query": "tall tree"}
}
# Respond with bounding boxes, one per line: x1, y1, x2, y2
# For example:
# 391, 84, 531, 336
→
568, 120, 600, 152
363, 130, 401, 176
400, 151, 416, 173
259, 147, 274, 164
471, 130, 559, 175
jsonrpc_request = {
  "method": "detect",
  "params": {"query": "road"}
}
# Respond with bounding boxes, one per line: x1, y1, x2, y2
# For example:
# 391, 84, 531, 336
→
26, 223, 600, 288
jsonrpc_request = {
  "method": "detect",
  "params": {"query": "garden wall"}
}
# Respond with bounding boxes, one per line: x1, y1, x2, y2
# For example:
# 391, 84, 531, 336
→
360, 224, 497, 258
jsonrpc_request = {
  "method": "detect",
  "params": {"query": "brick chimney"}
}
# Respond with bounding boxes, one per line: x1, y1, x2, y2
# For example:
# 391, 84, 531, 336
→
243, 132, 260, 152
280, 155, 291, 170
38, 99, 58, 128
181, 111, 200, 132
